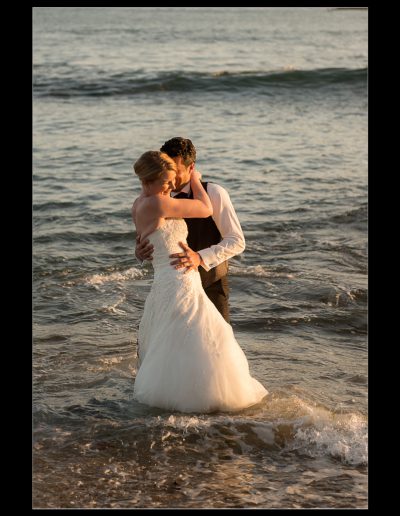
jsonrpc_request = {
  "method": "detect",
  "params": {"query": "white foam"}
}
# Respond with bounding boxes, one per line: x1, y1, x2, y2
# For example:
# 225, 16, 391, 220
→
162, 414, 212, 432
84, 267, 144, 286
99, 295, 127, 315
230, 264, 295, 279
288, 403, 368, 466
132, 398, 367, 466
251, 422, 275, 445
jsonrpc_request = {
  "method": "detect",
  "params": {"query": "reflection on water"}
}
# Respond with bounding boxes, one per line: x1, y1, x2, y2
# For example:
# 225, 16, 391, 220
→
33, 394, 367, 508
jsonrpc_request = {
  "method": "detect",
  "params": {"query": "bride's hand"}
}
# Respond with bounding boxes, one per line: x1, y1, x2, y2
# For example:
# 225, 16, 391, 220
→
191, 168, 202, 182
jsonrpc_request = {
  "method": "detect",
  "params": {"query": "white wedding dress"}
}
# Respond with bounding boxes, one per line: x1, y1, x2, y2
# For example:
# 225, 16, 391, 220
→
134, 218, 268, 413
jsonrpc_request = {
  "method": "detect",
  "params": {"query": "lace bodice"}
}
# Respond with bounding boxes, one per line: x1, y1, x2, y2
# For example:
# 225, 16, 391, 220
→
148, 218, 189, 272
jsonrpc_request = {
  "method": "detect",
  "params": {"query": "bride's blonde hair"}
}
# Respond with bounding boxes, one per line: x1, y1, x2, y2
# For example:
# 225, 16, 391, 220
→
133, 150, 177, 183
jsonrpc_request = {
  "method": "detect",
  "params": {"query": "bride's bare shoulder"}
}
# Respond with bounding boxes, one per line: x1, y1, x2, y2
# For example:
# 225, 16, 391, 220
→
136, 195, 165, 212
132, 195, 162, 222
132, 194, 149, 211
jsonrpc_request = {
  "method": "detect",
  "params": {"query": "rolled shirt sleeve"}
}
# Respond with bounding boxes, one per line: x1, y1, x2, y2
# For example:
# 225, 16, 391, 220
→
197, 183, 245, 271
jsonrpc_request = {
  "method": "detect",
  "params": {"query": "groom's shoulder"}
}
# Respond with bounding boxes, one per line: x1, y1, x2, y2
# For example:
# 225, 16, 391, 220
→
207, 181, 232, 199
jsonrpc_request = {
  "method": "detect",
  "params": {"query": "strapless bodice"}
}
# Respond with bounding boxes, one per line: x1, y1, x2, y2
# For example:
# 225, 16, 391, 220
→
147, 218, 189, 271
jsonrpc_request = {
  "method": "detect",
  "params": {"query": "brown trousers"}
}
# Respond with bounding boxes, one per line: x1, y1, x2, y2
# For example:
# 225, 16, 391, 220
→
204, 276, 230, 324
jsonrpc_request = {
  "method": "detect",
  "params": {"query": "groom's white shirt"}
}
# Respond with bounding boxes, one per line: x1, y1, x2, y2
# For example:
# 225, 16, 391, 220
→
171, 182, 245, 271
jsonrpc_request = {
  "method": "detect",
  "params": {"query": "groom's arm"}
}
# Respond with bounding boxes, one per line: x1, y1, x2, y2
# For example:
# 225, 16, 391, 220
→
197, 183, 245, 271
135, 235, 154, 264
169, 183, 245, 273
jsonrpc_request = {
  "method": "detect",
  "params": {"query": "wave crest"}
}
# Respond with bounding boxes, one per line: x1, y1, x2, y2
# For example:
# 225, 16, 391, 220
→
34, 67, 367, 97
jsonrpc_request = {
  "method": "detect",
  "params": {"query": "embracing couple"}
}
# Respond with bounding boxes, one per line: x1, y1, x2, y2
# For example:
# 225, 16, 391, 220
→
132, 137, 267, 413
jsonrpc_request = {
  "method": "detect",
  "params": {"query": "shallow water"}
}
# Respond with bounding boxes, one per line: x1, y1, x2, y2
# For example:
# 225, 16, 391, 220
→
33, 7, 368, 508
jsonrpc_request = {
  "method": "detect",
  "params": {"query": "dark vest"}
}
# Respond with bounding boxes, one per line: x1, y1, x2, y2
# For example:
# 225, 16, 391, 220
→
184, 182, 228, 289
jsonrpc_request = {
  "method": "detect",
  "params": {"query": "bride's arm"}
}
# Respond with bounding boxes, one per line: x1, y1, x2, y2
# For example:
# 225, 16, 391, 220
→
190, 169, 213, 211
156, 170, 213, 219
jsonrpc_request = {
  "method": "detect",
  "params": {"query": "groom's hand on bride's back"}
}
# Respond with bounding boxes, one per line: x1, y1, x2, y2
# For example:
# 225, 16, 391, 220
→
135, 234, 154, 262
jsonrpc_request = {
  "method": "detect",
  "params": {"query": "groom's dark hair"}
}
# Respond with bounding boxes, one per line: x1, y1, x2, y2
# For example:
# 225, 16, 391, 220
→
160, 137, 196, 167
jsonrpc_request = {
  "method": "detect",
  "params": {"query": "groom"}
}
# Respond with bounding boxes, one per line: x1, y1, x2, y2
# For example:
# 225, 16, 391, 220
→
135, 137, 245, 323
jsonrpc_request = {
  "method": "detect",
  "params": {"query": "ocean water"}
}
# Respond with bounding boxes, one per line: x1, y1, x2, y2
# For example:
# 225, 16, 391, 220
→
33, 7, 368, 509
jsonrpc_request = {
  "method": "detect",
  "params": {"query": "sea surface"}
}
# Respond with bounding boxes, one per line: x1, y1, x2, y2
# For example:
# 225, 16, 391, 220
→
33, 7, 368, 509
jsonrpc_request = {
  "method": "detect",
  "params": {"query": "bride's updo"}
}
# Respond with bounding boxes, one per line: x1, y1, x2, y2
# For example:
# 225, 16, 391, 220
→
134, 150, 177, 183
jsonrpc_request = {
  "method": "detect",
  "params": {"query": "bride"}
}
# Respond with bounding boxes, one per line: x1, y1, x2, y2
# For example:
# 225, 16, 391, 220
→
131, 150, 267, 413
